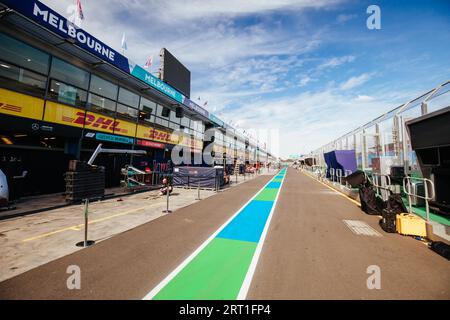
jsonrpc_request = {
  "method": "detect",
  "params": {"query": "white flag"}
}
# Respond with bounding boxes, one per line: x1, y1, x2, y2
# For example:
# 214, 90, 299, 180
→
121, 33, 127, 51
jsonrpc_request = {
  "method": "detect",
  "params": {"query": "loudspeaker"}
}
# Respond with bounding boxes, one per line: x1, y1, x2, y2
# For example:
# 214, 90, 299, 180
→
161, 107, 170, 117
176, 107, 183, 118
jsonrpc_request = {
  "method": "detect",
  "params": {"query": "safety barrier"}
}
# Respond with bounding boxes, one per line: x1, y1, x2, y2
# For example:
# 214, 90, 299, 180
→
403, 176, 435, 221
329, 168, 336, 182
372, 173, 392, 201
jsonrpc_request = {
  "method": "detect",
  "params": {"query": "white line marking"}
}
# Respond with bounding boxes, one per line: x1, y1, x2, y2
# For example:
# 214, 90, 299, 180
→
237, 171, 286, 300
142, 170, 286, 300
343, 220, 382, 237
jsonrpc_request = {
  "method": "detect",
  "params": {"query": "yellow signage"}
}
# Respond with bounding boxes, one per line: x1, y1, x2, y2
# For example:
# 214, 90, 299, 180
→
44, 101, 137, 136
1, 90, 205, 151
0, 88, 44, 120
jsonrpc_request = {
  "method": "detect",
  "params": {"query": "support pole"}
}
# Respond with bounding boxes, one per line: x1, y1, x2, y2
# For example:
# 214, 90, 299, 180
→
76, 199, 95, 247
196, 182, 201, 200
163, 187, 172, 213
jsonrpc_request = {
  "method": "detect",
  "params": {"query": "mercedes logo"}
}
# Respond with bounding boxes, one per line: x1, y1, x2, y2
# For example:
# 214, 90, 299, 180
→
31, 123, 39, 130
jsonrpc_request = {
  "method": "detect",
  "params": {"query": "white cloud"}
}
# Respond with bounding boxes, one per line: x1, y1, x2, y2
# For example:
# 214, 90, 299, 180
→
340, 73, 371, 90
116, 0, 344, 23
216, 86, 403, 157
317, 55, 355, 70
354, 95, 375, 102
336, 13, 357, 23
299, 76, 313, 86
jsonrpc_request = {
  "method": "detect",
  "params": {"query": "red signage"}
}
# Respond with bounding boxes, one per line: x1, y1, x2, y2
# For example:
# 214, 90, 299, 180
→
137, 139, 165, 149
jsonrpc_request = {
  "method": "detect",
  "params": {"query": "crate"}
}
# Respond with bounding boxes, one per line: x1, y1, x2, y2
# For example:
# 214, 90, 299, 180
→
396, 213, 427, 237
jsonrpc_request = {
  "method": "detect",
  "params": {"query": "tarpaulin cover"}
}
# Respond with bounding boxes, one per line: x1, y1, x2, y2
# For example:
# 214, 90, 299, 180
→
324, 150, 357, 178
173, 166, 224, 189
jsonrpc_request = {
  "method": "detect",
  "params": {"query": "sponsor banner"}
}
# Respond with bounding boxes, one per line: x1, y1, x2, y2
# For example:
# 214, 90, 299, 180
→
95, 132, 134, 145
129, 62, 184, 104
44, 101, 136, 135
0, 88, 44, 120
136, 139, 165, 149
182, 97, 209, 118
136, 124, 174, 144
208, 113, 224, 127
0, 112, 80, 137
1, 0, 130, 73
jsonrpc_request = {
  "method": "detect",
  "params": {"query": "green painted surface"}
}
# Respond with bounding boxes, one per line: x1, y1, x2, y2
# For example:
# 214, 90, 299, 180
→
401, 198, 450, 226
272, 178, 283, 182
153, 238, 257, 300
254, 188, 279, 201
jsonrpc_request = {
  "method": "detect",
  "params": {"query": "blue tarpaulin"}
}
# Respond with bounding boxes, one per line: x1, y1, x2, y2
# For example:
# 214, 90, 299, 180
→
324, 150, 357, 178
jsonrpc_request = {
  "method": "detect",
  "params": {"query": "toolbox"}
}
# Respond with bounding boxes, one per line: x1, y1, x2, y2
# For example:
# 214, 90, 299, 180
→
396, 213, 427, 237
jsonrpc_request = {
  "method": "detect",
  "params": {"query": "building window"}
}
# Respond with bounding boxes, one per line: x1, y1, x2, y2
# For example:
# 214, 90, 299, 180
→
169, 122, 180, 130
50, 58, 89, 89
116, 103, 138, 120
169, 108, 180, 124
156, 104, 171, 119
89, 75, 118, 100
48, 79, 87, 108
181, 116, 190, 127
139, 97, 156, 124
155, 116, 169, 128
0, 33, 49, 75
118, 87, 139, 108
0, 60, 46, 97
87, 93, 116, 116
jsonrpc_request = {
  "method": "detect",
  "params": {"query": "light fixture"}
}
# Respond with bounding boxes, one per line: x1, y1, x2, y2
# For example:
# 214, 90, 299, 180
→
1, 137, 13, 145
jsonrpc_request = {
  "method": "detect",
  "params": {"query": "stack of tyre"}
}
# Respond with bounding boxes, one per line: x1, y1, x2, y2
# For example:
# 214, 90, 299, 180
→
65, 161, 105, 202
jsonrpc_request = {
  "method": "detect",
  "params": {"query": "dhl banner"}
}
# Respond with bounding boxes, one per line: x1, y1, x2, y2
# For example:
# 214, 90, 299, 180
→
136, 124, 177, 144
0, 88, 44, 120
137, 124, 203, 151
0, 91, 205, 150
44, 101, 136, 136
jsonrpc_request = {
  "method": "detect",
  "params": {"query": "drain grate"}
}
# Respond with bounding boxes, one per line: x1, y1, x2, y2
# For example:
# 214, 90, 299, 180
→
343, 220, 382, 237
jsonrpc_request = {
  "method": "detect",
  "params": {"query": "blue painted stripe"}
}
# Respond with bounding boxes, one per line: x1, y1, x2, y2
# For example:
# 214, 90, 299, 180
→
216, 200, 274, 243
266, 181, 281, 189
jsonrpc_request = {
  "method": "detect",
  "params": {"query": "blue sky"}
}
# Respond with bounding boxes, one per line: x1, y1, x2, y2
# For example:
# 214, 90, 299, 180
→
42, 0, 450, 158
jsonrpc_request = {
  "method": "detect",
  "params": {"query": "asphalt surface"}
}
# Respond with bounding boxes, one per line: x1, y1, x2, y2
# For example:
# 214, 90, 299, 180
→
0, 168, 449, 300
247, 168, 450, 299
0, 174, 272, 299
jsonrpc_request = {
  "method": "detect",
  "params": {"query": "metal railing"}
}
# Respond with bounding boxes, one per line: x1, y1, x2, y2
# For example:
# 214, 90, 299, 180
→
372, 173, 392, 201
329, 168, 336, 182
335, 168, 343, 184
403, 176, 435, 221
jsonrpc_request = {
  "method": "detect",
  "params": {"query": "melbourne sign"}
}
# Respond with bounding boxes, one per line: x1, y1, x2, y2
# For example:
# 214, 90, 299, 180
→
1, 0, 130, 73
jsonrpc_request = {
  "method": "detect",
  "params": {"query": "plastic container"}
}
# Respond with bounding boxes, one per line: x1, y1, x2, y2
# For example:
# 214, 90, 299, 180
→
396, 213, 427, 237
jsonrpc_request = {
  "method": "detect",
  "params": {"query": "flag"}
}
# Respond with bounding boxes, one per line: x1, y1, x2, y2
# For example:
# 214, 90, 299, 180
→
121, 33, 127, 51
76, 0, 84, 20
144, 55, 153, 69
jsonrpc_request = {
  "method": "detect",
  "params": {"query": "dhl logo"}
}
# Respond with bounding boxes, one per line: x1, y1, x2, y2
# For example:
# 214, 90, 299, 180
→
0, 102, 22, 113
141, 127, 172, 142
66, 112, 128, 134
